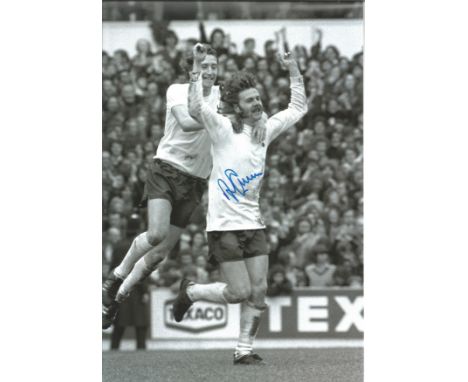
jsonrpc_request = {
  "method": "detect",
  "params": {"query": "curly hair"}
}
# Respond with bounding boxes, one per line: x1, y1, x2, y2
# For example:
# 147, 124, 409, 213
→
221, 71, 257, 105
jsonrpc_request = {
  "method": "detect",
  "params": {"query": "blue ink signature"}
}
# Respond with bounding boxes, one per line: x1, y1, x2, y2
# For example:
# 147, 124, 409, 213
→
217, 169, 263, 202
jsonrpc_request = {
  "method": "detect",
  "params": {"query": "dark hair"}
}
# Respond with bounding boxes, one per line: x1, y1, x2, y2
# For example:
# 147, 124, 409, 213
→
163, 29, 179, 46
221, 71, 257, 105
314, 245, 329, 257
209, 28, 225, 44
352, 51, 363, 64
114, 49, 130, 62
264, 40, 275, 51
268, 264, 286, 283
220, 71, 257, 133
244, 38, 255, 46
180, 44, 218, 76
326, 45, 340, 58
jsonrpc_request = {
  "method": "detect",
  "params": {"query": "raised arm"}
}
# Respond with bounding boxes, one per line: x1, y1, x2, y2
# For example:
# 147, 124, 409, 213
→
187, 44, 206, 124
188, 43, 231, 141
267, 52, 308, 143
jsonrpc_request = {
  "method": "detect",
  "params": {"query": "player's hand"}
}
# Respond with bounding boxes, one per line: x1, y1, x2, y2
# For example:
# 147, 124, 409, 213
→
192, 43, 207, 64
277, 52, 300, 76
277, 51, 296, 68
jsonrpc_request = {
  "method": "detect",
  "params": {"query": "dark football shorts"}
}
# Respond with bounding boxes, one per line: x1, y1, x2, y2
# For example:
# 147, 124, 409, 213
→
142, 159, 207, 228
207, 230, 268, 265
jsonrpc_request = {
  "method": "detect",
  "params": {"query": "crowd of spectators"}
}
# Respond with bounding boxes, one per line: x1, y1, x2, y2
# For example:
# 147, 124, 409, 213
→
102, 22, 364, 294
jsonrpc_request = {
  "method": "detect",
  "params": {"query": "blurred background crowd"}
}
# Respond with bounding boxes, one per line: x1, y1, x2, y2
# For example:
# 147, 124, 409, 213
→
102, 3, 363, 301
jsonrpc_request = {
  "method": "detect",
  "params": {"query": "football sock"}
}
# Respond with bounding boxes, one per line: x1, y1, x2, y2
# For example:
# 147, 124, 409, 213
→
114, 232, 154, 279
235, 301, 266, 357
116, 256, 156, 302
186, 282, 228, 303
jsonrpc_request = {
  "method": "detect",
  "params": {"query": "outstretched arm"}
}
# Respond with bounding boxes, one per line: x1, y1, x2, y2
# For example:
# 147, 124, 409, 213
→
187, 44, 206, 124
188, 43, 231, 141
267, 52, 308, 143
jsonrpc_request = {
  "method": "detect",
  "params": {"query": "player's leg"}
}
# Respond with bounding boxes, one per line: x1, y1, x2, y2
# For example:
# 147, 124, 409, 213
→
102, 199, 174, 329
172, 260, 251, 322
125, 182, 205, 305
135, 326, 147, 350
172, 231, 252, 322
193, 260, 251, 303
113, 169, 200, 301
111, 159, 179, 282
115, 224, 182, 302
112, 198, 172, 280
105, 167, 205, 328
102, 159, 175, 309
235, 255, 268, 356
110, 325, 125, 350
103, 160, 177, 330
102, 199, 171, 311
245, 254, 269, 308
234, 230, 269, 365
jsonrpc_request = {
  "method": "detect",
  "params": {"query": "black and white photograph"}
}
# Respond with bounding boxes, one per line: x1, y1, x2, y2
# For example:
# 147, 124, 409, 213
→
101, 1, 363, 381
3, 1, 468, 382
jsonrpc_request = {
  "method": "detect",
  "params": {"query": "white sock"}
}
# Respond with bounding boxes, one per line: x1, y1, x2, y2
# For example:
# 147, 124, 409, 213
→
114, 232, 154, 279
235, 302, 265, 357
187, 282, 228, 303
116, 257, 154, 302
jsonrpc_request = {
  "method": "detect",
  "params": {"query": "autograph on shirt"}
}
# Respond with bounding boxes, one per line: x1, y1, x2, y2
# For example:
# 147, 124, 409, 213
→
217, 169, 263, 202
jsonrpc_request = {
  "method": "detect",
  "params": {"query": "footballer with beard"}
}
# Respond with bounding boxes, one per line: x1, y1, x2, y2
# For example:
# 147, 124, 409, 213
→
172, 44, 308, 365
102, 44, 266, 329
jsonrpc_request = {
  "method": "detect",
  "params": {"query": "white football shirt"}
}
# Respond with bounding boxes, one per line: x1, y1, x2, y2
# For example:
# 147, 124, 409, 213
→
192, 76, 307, 231
155, 83, 220, 179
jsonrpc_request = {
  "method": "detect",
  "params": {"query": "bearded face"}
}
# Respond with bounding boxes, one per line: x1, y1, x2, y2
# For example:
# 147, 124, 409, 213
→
235, 87, 264, 124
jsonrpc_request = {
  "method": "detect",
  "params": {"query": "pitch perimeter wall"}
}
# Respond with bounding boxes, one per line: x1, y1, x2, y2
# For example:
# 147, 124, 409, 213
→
151, 287, 363, 340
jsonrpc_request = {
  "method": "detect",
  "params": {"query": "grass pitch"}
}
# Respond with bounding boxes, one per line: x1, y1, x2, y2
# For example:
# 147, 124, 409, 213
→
103, 348, 363, 382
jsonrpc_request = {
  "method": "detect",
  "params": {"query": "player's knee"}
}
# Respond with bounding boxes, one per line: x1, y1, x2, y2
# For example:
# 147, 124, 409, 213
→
145, 251, 166, 269
251, 280, 267, 298
146, 229, 168, 246
230, 285, 251, 303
